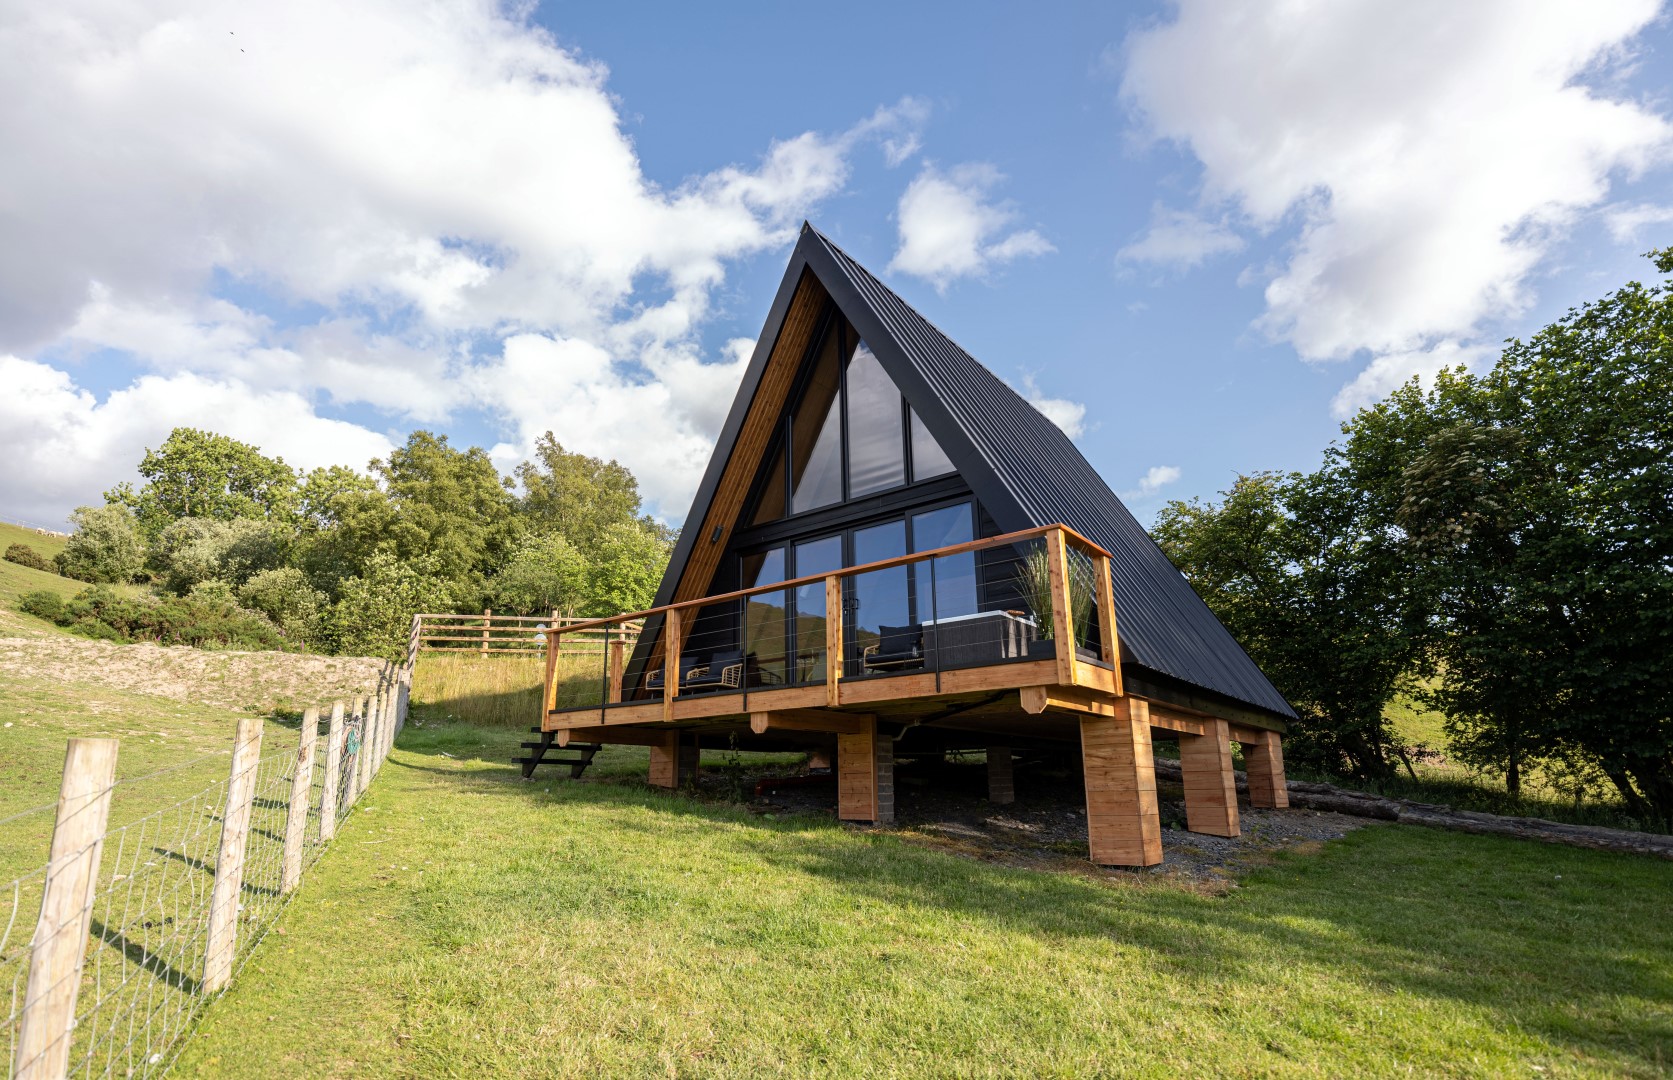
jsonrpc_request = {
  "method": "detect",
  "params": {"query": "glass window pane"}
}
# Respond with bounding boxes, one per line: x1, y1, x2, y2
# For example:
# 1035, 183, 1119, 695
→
742, 548, 787, 688
750, 444, 786, 524
910, 408, 956, 481
913, 504, 977, 621
792, 535, 842, 683
850, 519, 914, 673
790, 324, 844, 515
845, 341, 906, 498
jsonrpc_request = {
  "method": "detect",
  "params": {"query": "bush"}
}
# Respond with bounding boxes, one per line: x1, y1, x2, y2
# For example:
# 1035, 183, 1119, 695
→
328, 552, 454, 660
20, 585, 286, 651
4, 543, 55, 573
238, 567, 325, 647
150, 517, 289, 594
56, 505, 146, 583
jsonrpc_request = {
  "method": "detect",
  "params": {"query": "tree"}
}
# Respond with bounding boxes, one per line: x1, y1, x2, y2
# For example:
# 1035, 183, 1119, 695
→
327, 552, 455, 660
149, 517, 289, 594
238, 567, 327, 647
109, 428, 298, 536
489, 532, 589, 617
56, 505, 146, 584
373, 431, 516, 592
292, 465, 396, 597
1384, 250, 1673, 824
516, 433, 646, 555
579, 520, 672, 619
1154, 470, 1423, 778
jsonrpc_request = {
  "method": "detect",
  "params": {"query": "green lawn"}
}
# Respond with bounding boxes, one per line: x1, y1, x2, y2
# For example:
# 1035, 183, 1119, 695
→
173, 723, 1673, 1079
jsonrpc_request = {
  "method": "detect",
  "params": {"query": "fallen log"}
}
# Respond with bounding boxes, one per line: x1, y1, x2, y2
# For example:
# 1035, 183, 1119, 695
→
1152, 758, 1673, 861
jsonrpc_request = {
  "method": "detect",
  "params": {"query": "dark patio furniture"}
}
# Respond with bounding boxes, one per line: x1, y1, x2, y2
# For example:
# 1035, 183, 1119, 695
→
861, 623, 925, 672
645, 649, 745, 695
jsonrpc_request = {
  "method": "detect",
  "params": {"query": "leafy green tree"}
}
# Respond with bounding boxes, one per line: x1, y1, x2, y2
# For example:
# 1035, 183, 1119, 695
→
489, 531, 589, 617
109, 428, 299, 536
149, 517, 289, 594
238, 567, 327, 647
515, 433, 645, 555
373, 431, 516, 593
328, 552, 455, 660
55, 505, 146, 584
579, 520, 671, 618
292, 465, 396, 597
1154, 470, 1423, 778
1385, 250, 1673, 823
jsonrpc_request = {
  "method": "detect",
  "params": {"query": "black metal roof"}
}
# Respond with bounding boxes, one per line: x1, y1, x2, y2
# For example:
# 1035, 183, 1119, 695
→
655, 224, 1296, 721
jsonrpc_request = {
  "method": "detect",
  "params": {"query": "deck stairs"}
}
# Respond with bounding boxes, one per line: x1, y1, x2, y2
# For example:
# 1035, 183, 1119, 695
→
516, 727, 600, 779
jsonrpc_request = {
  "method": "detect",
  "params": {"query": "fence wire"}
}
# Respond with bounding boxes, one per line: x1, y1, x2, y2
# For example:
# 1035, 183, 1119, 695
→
1, 665, 405, 1079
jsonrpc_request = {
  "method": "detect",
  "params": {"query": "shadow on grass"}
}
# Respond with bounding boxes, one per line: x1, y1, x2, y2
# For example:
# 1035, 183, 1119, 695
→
90, 916, 203, 995
385, 723, 1673, 1071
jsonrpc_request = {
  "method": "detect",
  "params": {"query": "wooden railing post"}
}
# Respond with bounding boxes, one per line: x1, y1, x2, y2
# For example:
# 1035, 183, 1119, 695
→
319, 701, 345, 842
608, 639, 625, 704
662, 607, 683, 722
825, 574, 842, 708
279, 707, 319, 895
14, 738, 118, 1080
1045, 527, 1075, 685
1093, 552, 1123, 696
480, 608, 491, 655
203, 718, 263, 993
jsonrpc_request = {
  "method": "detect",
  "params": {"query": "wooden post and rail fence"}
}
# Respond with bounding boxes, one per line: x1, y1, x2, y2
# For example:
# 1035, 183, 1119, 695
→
3, 649, 419, 1080
413, 611, 642, 658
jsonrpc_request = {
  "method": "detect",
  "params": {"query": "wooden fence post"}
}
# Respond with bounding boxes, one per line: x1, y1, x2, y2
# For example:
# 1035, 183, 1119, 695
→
366, 687, 384, 778
481, 608, 491, 655
279, 707, 319, 895
354, 694, 373, 797
319, 701, 345, 843
202, 718, 264, 994
14, 738, 118, 1080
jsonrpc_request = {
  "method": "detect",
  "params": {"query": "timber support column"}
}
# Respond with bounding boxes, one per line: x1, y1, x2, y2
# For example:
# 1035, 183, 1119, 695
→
986, 745, 1014, 805
1240, 730, 1289, 808
1178, 718, 1239, 837
837, 716, 893, 824
1080, 697, 1162, 866
648, 731, 698, 789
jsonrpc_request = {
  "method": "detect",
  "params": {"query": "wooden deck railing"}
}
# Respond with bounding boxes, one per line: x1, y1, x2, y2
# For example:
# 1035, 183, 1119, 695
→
542, 523, 1121, 718
416, 611, 642, 657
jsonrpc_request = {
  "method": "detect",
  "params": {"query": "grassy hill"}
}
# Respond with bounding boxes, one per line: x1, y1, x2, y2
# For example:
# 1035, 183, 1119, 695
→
169, 721, 1673, 1078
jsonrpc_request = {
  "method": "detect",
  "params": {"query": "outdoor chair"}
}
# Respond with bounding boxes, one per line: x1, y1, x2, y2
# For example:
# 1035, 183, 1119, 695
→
861, 623, 925, 672
645, 649, 744, 695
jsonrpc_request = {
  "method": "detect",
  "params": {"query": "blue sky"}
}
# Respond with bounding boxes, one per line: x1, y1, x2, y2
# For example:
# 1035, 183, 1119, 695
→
3, 0, 1671, 530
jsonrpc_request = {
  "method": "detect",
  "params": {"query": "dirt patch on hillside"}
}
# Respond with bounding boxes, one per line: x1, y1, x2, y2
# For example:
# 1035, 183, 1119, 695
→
0, 616, 384, 712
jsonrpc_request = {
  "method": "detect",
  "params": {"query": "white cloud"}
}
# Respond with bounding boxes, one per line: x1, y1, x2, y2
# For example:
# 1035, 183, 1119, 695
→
1016, 376, 1086, 440
0, 0, 930, 522
889, 164, 1054, 292
0, 356, 394, 527
1117, 206, 1245, 268
1605, 203, 1673, 242
1330, 340, 1494, 420
1121, 0, 1670, 404
1121, 465, 1182, 501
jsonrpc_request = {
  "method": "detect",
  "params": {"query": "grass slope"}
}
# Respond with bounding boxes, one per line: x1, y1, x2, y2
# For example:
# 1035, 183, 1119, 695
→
176, 724, 1672, 1079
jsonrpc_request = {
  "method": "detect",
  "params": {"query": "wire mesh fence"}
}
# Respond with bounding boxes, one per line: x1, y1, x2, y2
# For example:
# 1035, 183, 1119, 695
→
1, 657, 412, 1080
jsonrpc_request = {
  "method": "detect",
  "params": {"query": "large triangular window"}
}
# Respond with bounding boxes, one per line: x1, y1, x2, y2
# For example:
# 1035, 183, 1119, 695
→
751, 309, 961, 524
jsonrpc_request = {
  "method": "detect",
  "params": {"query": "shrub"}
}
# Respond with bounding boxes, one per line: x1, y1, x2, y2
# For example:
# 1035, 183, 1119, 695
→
328, 552, 454, 660
20, 585, 286, 650
56, 505, 146, 583
4, 543, 55, 573
238, 567, 326, 647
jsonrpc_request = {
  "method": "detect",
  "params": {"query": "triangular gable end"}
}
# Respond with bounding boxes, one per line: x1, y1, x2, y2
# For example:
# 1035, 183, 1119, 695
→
646, 223, 1297, 724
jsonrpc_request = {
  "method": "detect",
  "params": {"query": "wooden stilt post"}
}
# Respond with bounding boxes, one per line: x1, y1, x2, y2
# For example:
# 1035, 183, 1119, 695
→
203, 718, 264, 993
1080, 697, 1162, 866
1240, 730, 1290, 809
987, 745, 1014, 805
280, 706, 320, 895
1178, 718, 1239, 837
648, 731, 680, 789
14, 738, 118, 1080
837, 716, 893, 824
319, 701, 345, 843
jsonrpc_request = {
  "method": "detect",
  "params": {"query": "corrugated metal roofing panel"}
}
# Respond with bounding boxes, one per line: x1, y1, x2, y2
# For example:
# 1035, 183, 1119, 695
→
805, 227, 1296, 719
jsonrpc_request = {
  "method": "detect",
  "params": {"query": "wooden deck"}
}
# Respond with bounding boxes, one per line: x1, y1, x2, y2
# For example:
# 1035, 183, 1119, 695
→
538, 524, 1288, 867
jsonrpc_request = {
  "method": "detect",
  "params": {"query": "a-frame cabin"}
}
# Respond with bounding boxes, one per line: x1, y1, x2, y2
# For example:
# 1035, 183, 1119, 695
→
539, 223, 1295, 867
